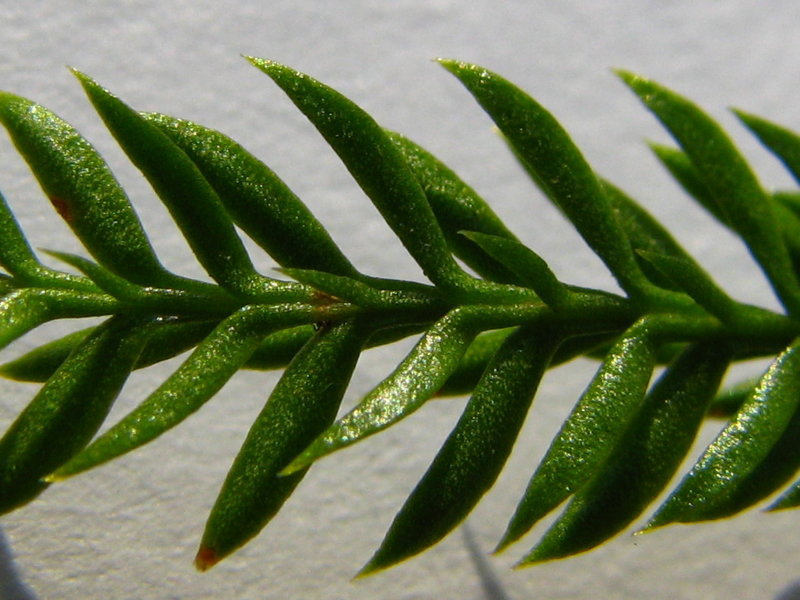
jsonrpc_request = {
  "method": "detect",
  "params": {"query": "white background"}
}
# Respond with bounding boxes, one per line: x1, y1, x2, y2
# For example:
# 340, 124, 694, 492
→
2, 1, 800, 599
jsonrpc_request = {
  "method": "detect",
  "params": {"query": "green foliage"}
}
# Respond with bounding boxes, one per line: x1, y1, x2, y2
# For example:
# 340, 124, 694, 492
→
1, 58, 800, 578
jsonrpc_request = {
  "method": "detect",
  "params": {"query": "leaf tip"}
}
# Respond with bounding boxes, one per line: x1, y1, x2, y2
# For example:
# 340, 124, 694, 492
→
243, 54, 268, 68
511, 554, 542, 570
435, 58, 464, 74
491, 536, 513, 555
613, 68, 637, 84
194, 546, 220, 572
731, 107, 758, 129
635, 516, 667, 535
353, 556, 388, 580
614, 70, 653, 97
246, 56, 284, 79
68, 67, 93, 86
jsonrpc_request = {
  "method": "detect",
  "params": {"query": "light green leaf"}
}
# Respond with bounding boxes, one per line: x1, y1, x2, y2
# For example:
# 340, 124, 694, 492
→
516, 342, 730, 563
644, 336, 800, 529
281, 303, 548, 475
359, 324, 563, 576
50, 302, 354, 480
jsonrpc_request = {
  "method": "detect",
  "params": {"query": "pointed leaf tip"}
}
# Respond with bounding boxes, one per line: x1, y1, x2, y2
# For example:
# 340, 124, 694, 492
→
194, 546, 219, 572
614, 69, 645, 90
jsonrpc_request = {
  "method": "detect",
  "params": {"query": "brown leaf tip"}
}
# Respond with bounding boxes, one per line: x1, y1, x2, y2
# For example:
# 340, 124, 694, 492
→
194, 546, 219, 572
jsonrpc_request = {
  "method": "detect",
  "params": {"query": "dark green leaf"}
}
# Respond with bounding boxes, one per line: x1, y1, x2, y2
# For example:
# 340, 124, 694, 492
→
73, 71, 310, 303
599, 179, 695, 291
648, 143, 728, 226
435, 328, 515, 398
281, 268, 443, 312
195, 318, 370, 570
687, 393, 800, 520
248, 58, 474, 295
0, 314, 154, 513
735, 110, 800, 186
516, 342, 730, 563
0, 188, 95, 291
280, 303, 547, 475
359, 324, 563, 576
0, 318, 221, 383
649, 145, 800, 280
461, 231, 568, 308
619, 72, 800, 315
0, 288, 119, 351
706, 378, 757, 419
500, 319, 656, 539
439, 60, 653, 300
144, 112, 361, 278
0, 327, 92, 382
0, 91, 183, 289
635, 251, 739, 323
50, 302, 352, 479
435, 329, 624, 399
386, 131, 524, 285
44, 250, 240, 316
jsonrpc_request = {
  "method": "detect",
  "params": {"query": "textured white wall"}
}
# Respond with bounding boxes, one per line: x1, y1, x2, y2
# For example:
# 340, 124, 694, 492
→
2, 1, 800, 599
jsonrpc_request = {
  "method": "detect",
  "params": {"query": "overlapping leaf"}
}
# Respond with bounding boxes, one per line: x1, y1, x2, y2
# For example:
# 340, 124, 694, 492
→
1, 58, 800, 580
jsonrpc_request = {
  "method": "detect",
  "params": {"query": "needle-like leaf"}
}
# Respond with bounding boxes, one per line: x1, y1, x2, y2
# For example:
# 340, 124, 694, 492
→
73, 71, 311, 303
0, 92, 185, 290
499, 319, 657, 544
0, 314, 154, 513
461, 231, 569, 308
196, 318, 370, 570
359, 324, 563, 576
516, 342, 731, 563
386, 131, 524, 285
439, 60, 654, 301
0, 288, 119, 351
644, 336, 800, 530
144, 112, 362, 278
281, 303, 548, 475
50, 302, 354, 480
247, 58, 492, 299
0, 189, 94, 291
619, 71, 800, 316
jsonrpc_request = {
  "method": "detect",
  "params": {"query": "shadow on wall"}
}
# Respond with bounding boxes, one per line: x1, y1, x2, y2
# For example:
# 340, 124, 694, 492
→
776, 580, 800, 600
461, 521, 800, 600
462, 523, 513, 600
0, 525, 38, 600
1, 518, 800, 600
